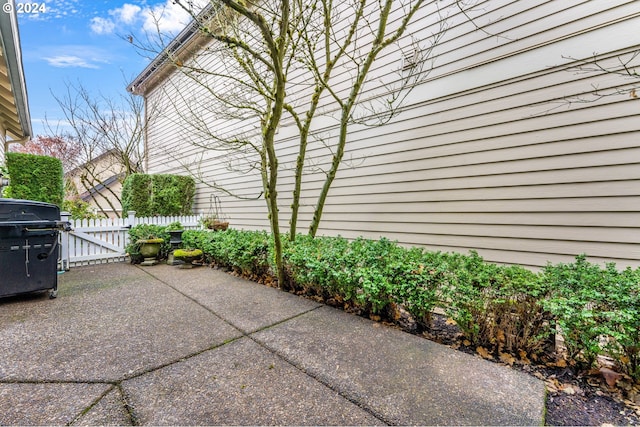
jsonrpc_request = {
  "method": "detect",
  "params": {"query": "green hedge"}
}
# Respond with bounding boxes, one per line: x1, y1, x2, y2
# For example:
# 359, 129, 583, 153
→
121, 173, 195, 216
178, 229, 640, 381
543, 255, 640, 379
4, 152, 64, 206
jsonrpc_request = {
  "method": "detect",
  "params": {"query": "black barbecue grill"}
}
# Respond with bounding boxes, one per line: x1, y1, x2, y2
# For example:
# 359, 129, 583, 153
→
0, 199, 69, 299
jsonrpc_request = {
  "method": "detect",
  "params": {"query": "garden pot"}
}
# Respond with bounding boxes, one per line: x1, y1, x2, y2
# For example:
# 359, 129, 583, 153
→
174, 249, 203, 269
167, 230, 184, 266
207, 220, 229, 231
137, 238, 164, 266
168, 230, 184, 247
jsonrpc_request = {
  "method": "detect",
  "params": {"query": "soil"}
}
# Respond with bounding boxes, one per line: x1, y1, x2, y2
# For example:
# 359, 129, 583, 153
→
546, 392, 639, 426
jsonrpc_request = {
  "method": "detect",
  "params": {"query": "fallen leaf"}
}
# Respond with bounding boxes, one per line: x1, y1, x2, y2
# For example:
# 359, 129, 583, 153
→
545, 379, 560, 393
370, 314, 381, 322
518, 350, 531, 365
445, 318, 457, 325
499, 352, 516, 366
552, 358, 567, 368
562, 385, 576, 395
463, 340, 471, 346
631, 88, 638, 99
476, 346, 493, 360
600, 367, 622, 387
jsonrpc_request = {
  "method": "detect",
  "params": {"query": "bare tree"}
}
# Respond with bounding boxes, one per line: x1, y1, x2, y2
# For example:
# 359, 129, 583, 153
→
50, 80, 151, 217
136, 0, 449, 287
290, 0, 446, 238
561, 50, 640, 102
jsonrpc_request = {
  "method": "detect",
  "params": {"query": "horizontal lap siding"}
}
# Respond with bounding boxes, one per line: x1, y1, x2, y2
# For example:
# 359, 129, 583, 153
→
144, 0, 640, 268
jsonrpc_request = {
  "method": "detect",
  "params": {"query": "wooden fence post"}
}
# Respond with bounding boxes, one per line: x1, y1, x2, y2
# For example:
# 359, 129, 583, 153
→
124, 211, 136, 249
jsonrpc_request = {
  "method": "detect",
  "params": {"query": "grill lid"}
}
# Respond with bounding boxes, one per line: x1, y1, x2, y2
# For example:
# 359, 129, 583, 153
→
0, 198, 61, 223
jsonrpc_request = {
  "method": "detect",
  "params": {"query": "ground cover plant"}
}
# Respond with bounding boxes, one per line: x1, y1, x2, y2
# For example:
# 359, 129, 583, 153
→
172, 227, 640, 424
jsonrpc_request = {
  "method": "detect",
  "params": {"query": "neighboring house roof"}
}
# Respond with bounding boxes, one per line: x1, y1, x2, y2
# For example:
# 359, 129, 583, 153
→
127, 3, 220, 95
78, 172, 125, 202
0, 6, 31, 144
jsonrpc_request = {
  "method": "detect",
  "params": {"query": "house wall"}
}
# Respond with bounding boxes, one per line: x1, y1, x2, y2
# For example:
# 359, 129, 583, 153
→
142, 0, 640, 269
66, 152, 126, 219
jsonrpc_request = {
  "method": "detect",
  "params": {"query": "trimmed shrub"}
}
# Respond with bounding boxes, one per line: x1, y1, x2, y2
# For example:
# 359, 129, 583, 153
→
121, 173, 195, 216
4, 152, 64, 206
543, 255, 640, 378
441, 251, 553, 356
283, 234, 355, 301
121, 173, 152, 216
183, 228, 271, 276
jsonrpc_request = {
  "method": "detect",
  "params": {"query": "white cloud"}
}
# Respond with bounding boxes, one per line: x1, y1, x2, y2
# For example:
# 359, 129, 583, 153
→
89, 3, 142, 35
40, 45, 112, 69
141, 1, 194, 35
112, 4, 142, 24
90, 16, 116, 35
89, 1, 208, 37
43, 55, 100, 69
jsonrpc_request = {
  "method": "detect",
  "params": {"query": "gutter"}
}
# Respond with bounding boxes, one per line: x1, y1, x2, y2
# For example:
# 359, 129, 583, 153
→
127, 1, 221, 95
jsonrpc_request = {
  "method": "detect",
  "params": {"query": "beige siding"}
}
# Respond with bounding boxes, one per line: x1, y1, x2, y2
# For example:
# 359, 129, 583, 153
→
142, 0, 640, 268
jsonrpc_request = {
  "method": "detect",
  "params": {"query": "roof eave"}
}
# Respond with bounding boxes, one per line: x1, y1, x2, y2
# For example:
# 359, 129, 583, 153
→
127, 2, 220, 96
0, 6, 32, 143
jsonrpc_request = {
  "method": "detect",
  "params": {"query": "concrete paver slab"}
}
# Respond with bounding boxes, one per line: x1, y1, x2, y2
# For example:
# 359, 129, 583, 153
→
0, 265, 241, 382
123, 337, 383, 426
72, 386, 132, 426
144, 264, 321, 333
0, 382, 112, 426
253, 306, 546, 426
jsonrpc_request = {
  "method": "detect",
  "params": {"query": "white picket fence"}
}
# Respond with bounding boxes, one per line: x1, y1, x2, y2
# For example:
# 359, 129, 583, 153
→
59, 211, 203, 269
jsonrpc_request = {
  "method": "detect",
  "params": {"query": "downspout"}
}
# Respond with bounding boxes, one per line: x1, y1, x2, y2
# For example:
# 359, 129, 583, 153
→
144, 97, 149, 173
1, 121, 6, 156
0, 122, 8, 192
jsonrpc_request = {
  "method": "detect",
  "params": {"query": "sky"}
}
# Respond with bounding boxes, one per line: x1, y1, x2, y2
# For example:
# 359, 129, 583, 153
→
14, 0, 200, 136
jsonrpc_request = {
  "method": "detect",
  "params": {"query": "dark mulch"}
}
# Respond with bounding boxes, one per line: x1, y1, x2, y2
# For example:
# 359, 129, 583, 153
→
546, 392, 639, 426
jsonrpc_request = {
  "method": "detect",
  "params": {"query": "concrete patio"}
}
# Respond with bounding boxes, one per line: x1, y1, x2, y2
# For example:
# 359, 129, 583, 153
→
0, 263, 546, 425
